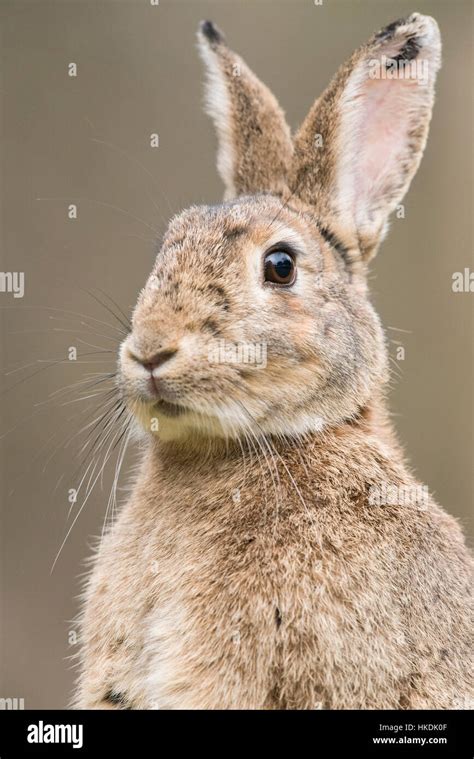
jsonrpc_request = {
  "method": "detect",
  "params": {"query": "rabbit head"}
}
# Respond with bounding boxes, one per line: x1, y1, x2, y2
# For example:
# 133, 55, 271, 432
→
119, 14, 441, 442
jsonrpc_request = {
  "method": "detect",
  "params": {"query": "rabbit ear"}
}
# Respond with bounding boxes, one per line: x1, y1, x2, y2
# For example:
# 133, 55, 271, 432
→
197, 20, 293, 199
290, 13, 441, 263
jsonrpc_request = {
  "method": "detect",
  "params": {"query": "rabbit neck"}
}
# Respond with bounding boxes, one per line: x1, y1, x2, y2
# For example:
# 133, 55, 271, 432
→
142, 393, 403, 483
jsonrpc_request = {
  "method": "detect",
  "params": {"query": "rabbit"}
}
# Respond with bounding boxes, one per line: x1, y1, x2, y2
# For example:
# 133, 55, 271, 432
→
75, 14, 473, 710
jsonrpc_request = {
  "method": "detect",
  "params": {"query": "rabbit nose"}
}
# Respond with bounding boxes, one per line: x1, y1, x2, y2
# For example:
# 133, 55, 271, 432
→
135, 348, 178, 373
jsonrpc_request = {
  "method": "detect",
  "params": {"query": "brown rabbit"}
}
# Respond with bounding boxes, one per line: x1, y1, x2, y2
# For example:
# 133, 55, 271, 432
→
75, 14, 473, 709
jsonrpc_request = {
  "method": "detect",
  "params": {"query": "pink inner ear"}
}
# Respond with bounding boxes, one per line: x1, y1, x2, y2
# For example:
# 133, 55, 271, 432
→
356, 77, 414, 210
337, 42, 434, 234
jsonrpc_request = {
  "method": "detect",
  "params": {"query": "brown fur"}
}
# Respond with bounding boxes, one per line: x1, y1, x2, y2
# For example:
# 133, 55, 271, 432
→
75, 15, 473, 710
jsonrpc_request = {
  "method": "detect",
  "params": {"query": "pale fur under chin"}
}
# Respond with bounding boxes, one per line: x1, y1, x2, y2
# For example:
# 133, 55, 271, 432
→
132, 396, 327, 442
75, 15, 473, 710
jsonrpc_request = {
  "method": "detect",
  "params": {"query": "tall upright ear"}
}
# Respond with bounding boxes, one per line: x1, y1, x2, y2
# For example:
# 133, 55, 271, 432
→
197, 20, 293, 199
290, 13, 441, 263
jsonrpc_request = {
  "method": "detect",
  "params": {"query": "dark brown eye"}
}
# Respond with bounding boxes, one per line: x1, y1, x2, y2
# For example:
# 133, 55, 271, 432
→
264, 250, 296, 286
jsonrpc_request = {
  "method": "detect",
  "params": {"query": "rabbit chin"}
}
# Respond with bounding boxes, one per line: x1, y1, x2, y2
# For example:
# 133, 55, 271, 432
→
129, 396, 328, 444
131, 401, 221, 442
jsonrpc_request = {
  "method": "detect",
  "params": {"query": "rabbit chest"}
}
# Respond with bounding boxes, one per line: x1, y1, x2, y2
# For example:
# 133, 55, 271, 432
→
80, 441, 420, 709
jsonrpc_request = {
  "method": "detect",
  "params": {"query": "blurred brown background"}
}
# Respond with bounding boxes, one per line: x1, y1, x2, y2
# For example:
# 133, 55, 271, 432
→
0, 0, 472, 708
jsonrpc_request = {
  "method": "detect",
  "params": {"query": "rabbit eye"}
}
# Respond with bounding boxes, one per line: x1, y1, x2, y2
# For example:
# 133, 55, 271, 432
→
264, 250, 296, 286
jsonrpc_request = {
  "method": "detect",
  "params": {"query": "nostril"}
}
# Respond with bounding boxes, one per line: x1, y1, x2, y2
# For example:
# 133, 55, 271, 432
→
136, 348, 178, 373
